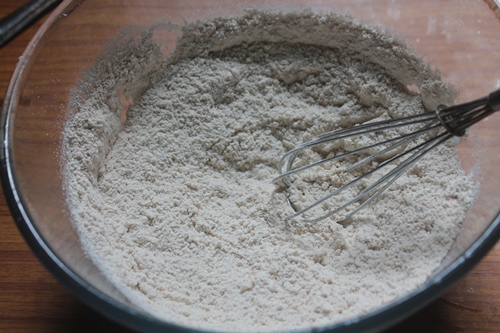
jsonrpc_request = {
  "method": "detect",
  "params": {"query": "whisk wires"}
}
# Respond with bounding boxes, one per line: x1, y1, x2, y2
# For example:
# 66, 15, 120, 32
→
274, 89, 500, 223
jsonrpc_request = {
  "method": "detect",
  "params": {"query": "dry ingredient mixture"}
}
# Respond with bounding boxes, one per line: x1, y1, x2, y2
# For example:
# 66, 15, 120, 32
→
63, 11, 475, 332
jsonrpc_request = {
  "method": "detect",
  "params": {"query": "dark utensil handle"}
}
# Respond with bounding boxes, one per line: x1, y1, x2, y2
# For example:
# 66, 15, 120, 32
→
488, 88, 500, 111
0, 0, 62, 48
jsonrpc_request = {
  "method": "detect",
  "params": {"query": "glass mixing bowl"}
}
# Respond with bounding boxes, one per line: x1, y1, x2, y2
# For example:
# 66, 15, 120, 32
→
1, 0, 499, 332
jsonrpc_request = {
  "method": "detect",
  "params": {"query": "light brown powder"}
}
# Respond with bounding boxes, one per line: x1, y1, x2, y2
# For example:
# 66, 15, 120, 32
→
63, 11, 474, 332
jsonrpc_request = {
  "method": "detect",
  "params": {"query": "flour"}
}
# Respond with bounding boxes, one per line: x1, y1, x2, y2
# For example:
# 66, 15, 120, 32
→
63, 11, 475, 332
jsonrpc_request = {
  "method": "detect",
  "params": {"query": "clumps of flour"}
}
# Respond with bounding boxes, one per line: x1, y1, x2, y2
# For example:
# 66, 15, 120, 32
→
62, 11, 475, 332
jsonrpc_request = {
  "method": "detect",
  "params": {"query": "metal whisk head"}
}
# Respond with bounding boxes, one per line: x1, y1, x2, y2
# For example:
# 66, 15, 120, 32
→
273, 89, 500, 223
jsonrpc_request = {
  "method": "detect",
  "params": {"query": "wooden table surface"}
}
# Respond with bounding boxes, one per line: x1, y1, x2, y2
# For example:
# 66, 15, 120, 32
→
1, 1, 499, 332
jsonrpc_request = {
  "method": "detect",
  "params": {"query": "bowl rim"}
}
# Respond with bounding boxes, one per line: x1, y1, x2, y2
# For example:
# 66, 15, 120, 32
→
1, 1, 500, 332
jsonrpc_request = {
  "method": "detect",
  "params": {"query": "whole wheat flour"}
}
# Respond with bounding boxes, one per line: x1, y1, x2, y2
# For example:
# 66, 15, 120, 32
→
63, 11, 475, 332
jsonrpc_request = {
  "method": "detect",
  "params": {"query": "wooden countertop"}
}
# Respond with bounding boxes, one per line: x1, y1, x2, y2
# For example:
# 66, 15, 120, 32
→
0, 1, 499, 332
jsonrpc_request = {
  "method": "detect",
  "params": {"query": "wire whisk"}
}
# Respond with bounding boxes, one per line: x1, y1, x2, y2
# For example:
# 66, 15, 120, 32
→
273, 89, 500, 223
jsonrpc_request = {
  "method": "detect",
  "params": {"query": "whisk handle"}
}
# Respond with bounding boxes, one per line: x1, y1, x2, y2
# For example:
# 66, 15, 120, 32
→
488, 89, 500, 111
